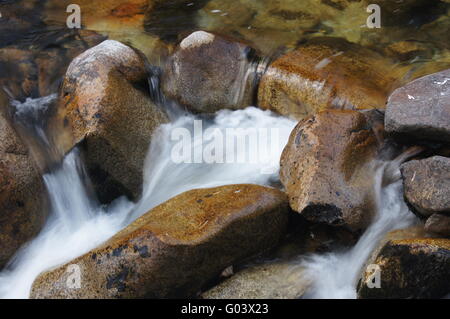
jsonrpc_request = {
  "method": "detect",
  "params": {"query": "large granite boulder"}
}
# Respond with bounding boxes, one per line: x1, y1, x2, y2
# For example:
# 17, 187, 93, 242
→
47, 40, 168, 203
258, 37, 400, 120
161, 31, 260, 114
30, 184, 290, 298
280, 109, 384, 233
401, 156, 450, 217
385, 69, 450, 143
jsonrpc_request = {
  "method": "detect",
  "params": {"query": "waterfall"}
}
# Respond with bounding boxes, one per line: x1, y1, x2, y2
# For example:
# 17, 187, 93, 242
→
0, 96, 295, 298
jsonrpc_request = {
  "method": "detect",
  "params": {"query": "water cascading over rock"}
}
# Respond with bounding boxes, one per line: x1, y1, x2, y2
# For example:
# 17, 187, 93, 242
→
46, 40, 168, 203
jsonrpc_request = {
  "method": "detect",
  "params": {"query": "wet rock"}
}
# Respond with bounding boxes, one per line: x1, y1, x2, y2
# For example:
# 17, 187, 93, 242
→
202, 260, 308, 299
0, 100, 48, 268
44, 0, 148, 32
0, 30, 106, 100
425, 213, 450, 237
357, 238, 450, 299
47, 40, 168, 202
258, 37, 400, 120
161, 31, 260, 114
30, 184, 290, 298
385, 69, 450, 143
0, 48, 38, 100
401, 156, 450, 217
280, 109, 383, 233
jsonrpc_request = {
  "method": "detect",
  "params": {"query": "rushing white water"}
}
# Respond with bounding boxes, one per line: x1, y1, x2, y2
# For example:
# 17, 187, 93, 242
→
0, 100, 295, 298
0, 93, 424, 299
300, 152, 421, 299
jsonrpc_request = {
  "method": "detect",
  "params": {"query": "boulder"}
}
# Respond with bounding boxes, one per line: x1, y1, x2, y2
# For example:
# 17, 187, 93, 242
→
401, 156, 450, 217
0, 100, 48, 268
30, 184, 290, 298
385, 69, 450, 143
202, 260, 308, 299
357, 238, 450, 299
425, 214, 450, 237
257, 37, 400, 120
47, 40, 168, 203
161, 31, 260, 114
280, 109, 383, 233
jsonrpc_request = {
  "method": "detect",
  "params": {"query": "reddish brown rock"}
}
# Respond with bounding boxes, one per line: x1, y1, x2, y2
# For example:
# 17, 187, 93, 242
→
280, 109, 383, 232
258, 37, 400, 120
47, 40, 168, 203
30, 184, 289, 298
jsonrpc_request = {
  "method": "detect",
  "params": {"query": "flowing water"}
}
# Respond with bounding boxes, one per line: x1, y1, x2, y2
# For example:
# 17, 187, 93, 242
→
1, 0, 447, 299
0, 92, 422, 299
300, 150, 421, 298
0, 97, 295, 298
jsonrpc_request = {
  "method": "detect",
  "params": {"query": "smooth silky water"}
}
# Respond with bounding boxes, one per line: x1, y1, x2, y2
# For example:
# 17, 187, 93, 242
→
0, 96, 296, 298
1, 0, 448, 299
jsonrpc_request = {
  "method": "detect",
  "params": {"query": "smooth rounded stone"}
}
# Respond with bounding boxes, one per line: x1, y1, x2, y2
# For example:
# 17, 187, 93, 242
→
425, 214, 450, 237
257, 37, 400, 120
30, 184, 290, 299
161, 31, 260, 114
357, 238, 450, 299
401, 156, 450, 217
385, 68, 450, 143
280, 109, 383, 233
202, 261, 309, 299
0, 98, 48, 268
47, 40, 168, 203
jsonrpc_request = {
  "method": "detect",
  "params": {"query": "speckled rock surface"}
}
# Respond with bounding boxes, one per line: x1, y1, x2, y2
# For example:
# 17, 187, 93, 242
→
0, 102, 48, 268
385, 68, 450, 143
30, 184, 290, 298
401, 156, 450, 217
47, 40, 168, 202
280, 109, 383, 233
161, 31, 260, 114
357, 238, 450, 299
202, 260, 308, 299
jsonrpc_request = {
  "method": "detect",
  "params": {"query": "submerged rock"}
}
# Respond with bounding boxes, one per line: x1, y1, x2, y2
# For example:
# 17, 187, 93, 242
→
385, 69, 450, 143
401, 156, 450, 217
357, 238, 450, 299
47, 40, 168, 202
161, 31, 260, 114
0, 100, 48, 268
257, 37, 400, 120
30, 184, 289, 298
280, 109, 383, 233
